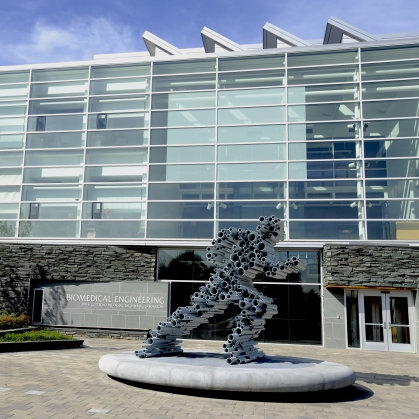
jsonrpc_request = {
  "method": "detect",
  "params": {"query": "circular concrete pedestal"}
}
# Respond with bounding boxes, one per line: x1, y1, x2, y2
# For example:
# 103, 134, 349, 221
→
99, 352, 356, 393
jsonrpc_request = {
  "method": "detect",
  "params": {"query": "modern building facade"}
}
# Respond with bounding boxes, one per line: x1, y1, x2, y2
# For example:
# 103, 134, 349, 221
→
1, 17, 419, 353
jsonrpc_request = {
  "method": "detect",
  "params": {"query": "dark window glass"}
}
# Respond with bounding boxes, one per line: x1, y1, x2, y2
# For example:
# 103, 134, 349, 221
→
36, 116, 46, 132
148, 183, 214, 200
97, 114, 107, 129
217, 182, 285, 200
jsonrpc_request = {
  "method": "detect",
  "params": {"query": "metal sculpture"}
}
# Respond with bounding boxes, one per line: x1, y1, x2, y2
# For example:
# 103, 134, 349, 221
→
135, 216, 306, 364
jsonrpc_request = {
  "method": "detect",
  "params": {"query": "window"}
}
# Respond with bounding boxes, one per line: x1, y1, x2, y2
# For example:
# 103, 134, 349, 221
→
97, 114, 107, 130
36, 116, 46, 132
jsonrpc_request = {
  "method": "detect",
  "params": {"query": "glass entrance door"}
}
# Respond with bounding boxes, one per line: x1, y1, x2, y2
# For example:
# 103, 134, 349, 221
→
359, 291, 414, 353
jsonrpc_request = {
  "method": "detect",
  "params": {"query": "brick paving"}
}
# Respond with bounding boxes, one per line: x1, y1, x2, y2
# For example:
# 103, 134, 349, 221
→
1, 337, 419, 418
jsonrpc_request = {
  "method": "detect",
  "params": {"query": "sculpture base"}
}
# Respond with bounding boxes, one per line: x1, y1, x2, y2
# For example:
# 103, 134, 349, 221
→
99, 351, 356, 393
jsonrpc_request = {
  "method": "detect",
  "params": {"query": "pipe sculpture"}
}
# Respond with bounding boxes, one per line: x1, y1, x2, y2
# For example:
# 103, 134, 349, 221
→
135, 215, 306, 364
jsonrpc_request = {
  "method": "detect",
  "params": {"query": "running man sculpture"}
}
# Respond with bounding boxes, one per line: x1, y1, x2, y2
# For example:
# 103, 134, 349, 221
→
135, 216, 306, 364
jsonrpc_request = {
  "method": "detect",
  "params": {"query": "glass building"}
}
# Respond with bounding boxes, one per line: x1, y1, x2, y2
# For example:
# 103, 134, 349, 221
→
2, 17, 419, 352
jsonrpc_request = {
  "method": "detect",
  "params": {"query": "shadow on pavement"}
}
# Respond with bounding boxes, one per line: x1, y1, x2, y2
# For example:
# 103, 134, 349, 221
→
357, 372, 419, 386
109, 376, 373, 403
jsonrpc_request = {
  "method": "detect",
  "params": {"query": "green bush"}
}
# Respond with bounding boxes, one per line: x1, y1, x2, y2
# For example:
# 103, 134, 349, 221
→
0, 330, 74, 342
0, 313, 31, 330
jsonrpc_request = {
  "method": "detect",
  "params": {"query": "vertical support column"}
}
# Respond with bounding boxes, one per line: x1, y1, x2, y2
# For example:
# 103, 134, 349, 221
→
323, 288, 347, 349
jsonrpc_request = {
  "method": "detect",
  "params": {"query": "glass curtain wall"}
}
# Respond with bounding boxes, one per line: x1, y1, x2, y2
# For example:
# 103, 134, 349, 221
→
158, 248, 322, 344
0, 43, 418, 240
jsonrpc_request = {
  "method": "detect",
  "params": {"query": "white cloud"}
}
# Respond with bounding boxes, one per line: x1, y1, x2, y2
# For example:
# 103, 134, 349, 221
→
1, 17, 141, 65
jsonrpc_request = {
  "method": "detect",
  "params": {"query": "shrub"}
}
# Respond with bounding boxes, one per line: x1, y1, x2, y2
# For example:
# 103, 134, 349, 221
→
0, 313, 31, 330
0, 330, 74, 342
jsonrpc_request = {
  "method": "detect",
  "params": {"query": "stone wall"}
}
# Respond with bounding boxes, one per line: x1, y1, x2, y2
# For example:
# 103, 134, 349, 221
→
0, 244, 156, 315
323, 245, 419, 288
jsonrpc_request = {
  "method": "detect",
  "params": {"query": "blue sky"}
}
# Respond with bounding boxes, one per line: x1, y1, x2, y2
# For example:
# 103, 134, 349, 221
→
0, 0, 418, 66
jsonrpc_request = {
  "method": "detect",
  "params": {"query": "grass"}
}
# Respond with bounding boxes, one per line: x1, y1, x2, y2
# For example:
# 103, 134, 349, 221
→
0, 330, 75, 342
0, 313, 31, 330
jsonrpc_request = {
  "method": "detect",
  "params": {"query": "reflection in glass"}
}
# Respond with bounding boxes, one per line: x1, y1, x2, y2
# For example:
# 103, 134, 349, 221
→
218, 143, 285, 162
28, 115, 86, 132
218, 70, 285, 89
149, 164, 214, 182
21, 186, 81, 202
364, 139, 419, 159
158, 249, 215, 281
362, 61, 419, 81
81, 221, 145, 238
365, 159, 419, 178
366, 179, 419, 199
289, 201, 362, 219
346, 290, 360, 348
217, 201, 284, 219
289, 160, 361, 180
289, 121, 360, 141
218, 55, 285, 72
90, 78, 150, 95
218, 106, 285, 125
289, 180, 362, 199
85, 166, 147, 183
83, 184, 145, 201
0, 168, 22, 185
149, 183, 214, 200
0, 71, 29, 84
218, 125, 285, 144
87, 130, 148, 147
19, 221, 79, 238
82, 202, 145, 219
363, 119, 419, 138
89, 95, 149, 112
288, 50, 358, 67
218, 88, 285, 107
32, 68, 88, 82
25, 150, 84, 166
288, 84, 359, 103
0, 102, 27, 116
150, 127, 215, 145
147, 221, 213, 239
152, 91, 215, 109
24, 167, 83, 184
152, 74, 215, 92
0, 151, 23, 166
26, 132, 85, 149
0, 203, 19, 219
361, 45, 419, 62
364, 99, 419, 120
362, 80, 419, 100
151, 109, 215, 127
29, 98, 87, 115
217, 182, 285, 200
0, 186, 20, 202
288, 65, 358, 85
0, 85, 28, 100
20, 203, 80, 219
86, 148, 148, 165
148, 202, 214, 219
0, 221, 16, 237
289, 221, 361, 239
153, 59, 216, 75
217, 163, 286, 181
150, 146, 214, 163
289, 141, 359, 160
366, 200, 419, 220
87, 112, 149, 130
91, 64, 150, 79
0, 117, 26, 133
30, 81, 88, 98
288, 102, 359, 122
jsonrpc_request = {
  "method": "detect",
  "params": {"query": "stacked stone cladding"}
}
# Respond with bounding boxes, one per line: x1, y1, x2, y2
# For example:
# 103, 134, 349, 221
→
0, 244, 156, 315
323, 245, 419, 288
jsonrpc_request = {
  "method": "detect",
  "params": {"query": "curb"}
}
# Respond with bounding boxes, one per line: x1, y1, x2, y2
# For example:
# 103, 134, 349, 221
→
0, 339, 84, 352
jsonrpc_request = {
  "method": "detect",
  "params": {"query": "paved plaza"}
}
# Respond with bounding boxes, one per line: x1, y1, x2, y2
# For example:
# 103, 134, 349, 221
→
1, 337, 419, 418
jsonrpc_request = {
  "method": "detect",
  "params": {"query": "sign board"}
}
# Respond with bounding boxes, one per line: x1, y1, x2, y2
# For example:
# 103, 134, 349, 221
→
37, 281, 168, 330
